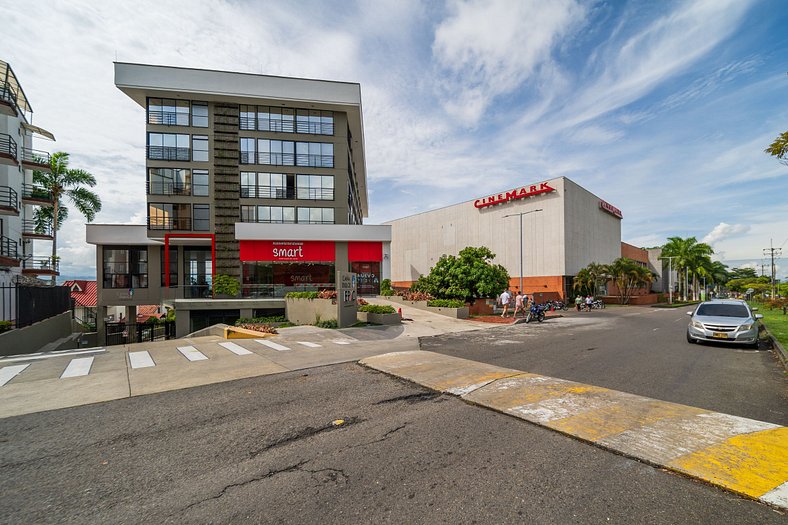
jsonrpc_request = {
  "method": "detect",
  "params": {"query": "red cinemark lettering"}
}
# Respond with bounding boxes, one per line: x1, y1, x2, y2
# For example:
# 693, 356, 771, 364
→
474, 182, 555, 209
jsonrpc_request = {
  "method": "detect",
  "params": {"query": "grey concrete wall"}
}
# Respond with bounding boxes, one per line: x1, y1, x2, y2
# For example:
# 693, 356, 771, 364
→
357, 312, 400, 325
285, 298, 337, 325
0, 312, 73, 356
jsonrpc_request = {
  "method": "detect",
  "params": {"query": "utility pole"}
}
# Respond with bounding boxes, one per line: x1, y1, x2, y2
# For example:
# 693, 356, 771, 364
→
503, 209, 543, 296
659, 256, 676, 304
764, 239, 782, 299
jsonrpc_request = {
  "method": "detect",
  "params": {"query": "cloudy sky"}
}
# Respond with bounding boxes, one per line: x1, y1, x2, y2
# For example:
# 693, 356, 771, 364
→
1, 0, 787, 279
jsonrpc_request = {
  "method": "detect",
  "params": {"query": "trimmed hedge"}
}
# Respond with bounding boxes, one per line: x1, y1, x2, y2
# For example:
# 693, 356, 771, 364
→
235, 315, 286, 325
358, 304, 397, 314
427, 299, 465, 308
285, 291, 320, 299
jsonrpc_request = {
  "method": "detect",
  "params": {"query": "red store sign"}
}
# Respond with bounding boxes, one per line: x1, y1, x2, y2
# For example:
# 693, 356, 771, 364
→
240, 240, 336, 262
474, 182, 555, 209
599, 200, 623, 219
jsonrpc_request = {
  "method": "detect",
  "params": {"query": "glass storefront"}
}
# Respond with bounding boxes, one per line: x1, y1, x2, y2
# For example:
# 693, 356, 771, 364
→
242, 261, 335, 297
184, 247, 213, 298
351, 261, 380, 295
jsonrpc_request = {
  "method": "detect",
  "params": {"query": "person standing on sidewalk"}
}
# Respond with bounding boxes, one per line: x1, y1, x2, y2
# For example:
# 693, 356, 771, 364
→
500, 289, 511, 318
513, 290, 524, 318
575, 295, 583, 311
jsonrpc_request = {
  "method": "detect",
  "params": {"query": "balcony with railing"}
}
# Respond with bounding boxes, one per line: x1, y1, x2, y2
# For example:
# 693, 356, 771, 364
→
0, 133, 18, 166
22, 219, 53, 239
20, 148, 51, 171
0, 235, 20, 266
0, 186, 19, 215
147, 110, 189, 127
239, 185, 334, 200
239, 151, 334, 168
0, 81, 19, 117
147, 217, 192, 231
147, 146, 191, 161
146, 181, 191, 196
22, 256, 59, 275
21, 183, 53, 205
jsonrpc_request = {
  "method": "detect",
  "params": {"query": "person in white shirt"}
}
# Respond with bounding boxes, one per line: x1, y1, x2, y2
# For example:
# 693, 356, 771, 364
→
500, 289, 512, 318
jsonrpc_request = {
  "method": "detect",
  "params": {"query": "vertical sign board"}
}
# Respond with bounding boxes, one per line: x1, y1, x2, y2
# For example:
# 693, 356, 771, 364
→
336, 271, 358, 328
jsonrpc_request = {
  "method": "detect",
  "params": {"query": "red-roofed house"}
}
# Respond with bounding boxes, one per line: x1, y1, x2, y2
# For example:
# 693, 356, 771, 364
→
64, 280, 98, 327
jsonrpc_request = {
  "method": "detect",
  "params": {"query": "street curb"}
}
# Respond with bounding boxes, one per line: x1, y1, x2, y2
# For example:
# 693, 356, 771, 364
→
762, 326, 788, 371
359, 351, 788, 511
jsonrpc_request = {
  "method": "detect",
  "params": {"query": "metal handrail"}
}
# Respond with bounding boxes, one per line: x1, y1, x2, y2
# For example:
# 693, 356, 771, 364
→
23, 256, 59, 272
0, 235, 18, 259
146, 146, 191, 161
147, 110, 189, 126
146, 180, 191, 196
21, 183, 52, 201
0, 81, 19, 108
0, 186, 18, 210
0, 133, 17, 159
22, 219, 53, 237
21, 148, 50, 165
239, 185, 334, 200
146, 217, 192, 230
237, 116, 334, 135
239, 152, 333, 167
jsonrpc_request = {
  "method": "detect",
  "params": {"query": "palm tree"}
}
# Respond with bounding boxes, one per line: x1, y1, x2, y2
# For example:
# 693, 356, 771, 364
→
606, 257, 656, 304
765, 131, 788, 166
33, 152, 101, 284
661, 237, 713, 301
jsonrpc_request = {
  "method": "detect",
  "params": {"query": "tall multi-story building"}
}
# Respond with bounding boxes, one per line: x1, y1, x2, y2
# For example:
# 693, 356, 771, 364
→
88, 63, 390, 339
0, 59, 58, 299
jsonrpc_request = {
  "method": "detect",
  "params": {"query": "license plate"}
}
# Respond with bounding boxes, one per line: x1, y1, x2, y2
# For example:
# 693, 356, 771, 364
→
712, 332, 729, 339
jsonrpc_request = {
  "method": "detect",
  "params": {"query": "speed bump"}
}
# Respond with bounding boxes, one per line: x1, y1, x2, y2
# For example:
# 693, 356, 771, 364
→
360, 351, 788, 510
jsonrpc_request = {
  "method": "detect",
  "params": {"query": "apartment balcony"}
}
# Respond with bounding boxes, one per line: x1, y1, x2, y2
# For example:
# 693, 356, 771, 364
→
146, 181, 191, 196
239, 151, 333, 168
147, 217, 192, 231
21, 183, 53, 205
22, 256, 59, 276
22, 219, 54, 240
0, 236, 20, 267
240, 185, 334, 200
20, 148, 51, 172
147, 146, 191, 161
147, 110, 189, 127
0, 133, 18, 166
0, 81, 19, 117
0, 186, 19, 216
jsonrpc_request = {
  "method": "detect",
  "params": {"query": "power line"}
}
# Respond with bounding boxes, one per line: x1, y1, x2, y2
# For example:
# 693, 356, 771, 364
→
763, 239, 782, 298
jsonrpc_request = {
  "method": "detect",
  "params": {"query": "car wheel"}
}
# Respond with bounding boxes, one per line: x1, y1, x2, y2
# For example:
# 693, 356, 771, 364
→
686, 331, 696, 344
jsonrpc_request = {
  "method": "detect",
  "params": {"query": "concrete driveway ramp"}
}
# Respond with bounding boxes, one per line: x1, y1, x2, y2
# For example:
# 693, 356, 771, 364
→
360, 350, 788, 510
360, 351, 521, 395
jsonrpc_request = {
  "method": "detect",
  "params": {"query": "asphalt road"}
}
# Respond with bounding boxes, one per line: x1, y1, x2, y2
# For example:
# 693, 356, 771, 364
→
1, 361, 785, 524
422, 306, 788, 425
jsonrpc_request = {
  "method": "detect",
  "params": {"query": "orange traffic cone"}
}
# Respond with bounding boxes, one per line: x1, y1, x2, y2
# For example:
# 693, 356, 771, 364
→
398, 307, 403, 319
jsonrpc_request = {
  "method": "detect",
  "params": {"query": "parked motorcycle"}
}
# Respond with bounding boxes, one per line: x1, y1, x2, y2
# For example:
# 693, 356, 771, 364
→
525, 303, 546, 323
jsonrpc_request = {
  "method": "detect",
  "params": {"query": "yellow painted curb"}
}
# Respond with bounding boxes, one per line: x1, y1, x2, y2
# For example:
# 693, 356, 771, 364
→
224, 326, 277, 339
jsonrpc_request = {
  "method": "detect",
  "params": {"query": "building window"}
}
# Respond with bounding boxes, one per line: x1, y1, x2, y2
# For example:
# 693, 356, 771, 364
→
240, 138, 256, 164
240, 205, 295, 223
147, 168, 191, 196
161, 246, 178, 287
192, 169, 209, 196
296, 174, 334, 200
192, 135, 209, 162
148, 203, 191, 230
147, 98, 189, 126
103, 247, 148, 289
240, 105, 256, 130
296, 109, 334, 135
191, 102, 208, 127
193, 204, 210, 231
147, 133, 190, 161
295, 142, 333, 167
297, 207, 334, 224
257, 139, 295, 166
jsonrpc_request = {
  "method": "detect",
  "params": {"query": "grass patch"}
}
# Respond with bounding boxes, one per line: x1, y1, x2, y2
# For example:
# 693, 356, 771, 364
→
651, 301, 700, 309
750, 301, 788, 348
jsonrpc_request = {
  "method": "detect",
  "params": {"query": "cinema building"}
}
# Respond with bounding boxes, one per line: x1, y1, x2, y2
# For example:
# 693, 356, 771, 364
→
387, 177, 622, 300
88, 63, 389, 340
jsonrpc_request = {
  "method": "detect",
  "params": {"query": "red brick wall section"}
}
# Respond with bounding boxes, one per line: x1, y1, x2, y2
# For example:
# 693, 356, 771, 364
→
621, 242, 649, 264
392, 276, 567, 301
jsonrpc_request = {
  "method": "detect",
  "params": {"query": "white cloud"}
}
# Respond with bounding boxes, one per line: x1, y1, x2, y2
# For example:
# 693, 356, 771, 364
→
702, 222, 751, 246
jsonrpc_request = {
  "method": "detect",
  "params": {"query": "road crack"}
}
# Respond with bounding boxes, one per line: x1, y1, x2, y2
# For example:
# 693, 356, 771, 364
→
249, 417, 361, 458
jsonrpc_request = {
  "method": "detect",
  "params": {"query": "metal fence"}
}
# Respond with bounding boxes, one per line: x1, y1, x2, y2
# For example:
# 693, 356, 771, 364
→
105, 320, 176, 346
0, 284, 70, 328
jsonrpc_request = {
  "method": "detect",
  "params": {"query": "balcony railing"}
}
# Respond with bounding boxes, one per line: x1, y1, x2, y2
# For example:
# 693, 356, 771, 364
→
21, 183, 53, 203
147, 217, 192, 231
0, 81, 19, 112
239, 151, 333, 168
147, 110, 189, 126
20, 148, 51, 167
22, 219, 53, 237
146, 181, 191, 196
0, 133, 18, 160
0, 235, 19, 260
22, 256, 59, 274
238, 117, 334, 135
147, 146, 191, 161
239, 185, 334, 200
0, 186, 19, 212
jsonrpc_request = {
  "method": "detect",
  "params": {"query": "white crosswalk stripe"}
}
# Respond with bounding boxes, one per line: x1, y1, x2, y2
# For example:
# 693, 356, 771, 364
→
177, 346, 209, 361
297, 341, 321, 348
61, 357, 94, 378
255, 339, 290, 351
129, 351, 155, 369
219, 342, 253, 355
0, 364, 30, 386
332, 340, 352, 345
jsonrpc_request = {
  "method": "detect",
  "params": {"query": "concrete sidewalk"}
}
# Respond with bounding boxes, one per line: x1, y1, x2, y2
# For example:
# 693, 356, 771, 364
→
360, 351, 788, 511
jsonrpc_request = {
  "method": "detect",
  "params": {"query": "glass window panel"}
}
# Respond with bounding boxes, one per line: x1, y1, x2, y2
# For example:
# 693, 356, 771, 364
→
193, 204, 210, 231
270, 108, 282, 131
283, 207, 295, 223
282, 108, 294, 133
296, 110, 309, 133
324, 208, 334, 223
192, 102, 208, 127
259, 206, 270, 222
193, 169, 209, 196
192, 136, 209, 162
257, 106, 270, 131
310, 208, 320, 222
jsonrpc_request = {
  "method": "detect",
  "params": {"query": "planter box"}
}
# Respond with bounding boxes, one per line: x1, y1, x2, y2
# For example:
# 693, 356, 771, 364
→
357, 311, 401, 325
285, 298, 336, 325
426, 306, 469, 319
224, 326, 277, 339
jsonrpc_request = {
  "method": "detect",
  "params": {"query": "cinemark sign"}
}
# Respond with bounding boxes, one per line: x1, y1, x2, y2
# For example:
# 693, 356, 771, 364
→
474, 182, 555, 209
599, 200, 623, 219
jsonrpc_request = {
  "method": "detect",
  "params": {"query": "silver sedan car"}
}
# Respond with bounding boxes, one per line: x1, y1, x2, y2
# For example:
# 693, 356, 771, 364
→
686, 300, 763, 349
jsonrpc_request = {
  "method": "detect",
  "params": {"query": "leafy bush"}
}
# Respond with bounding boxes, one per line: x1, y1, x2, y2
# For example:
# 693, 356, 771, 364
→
144, 316, 160, 325
235, 315, 287, 325
380, 279, 394, 296
317, 289, 337, 300
0, 320, 12, 333
165, 308, 176, 322
234, 323, 278, 334
359, 304, 397, 314
357, 297, 369, 306
212, 274, 240, 297
314, 319, 338, 329
286, 291, 319, 299
397, 290, 433, 301
427, 299, 465, 308
410, 246, 509, 301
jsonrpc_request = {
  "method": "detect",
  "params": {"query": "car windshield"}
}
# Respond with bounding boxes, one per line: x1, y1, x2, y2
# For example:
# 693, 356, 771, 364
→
696, 304, 750, 318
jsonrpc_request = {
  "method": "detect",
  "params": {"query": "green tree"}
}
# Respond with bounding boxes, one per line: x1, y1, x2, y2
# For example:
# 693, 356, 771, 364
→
729, 267, 758, 280
33, 152, 102, 284
661, 237, 714, 301
413, 246, 509, 301
765, 131, 788, 165
572, 268, 594, 297
606, 257, 656, 305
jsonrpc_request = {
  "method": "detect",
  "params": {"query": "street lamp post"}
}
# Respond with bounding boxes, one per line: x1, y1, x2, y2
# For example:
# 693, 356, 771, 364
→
659, 256, 676, 304
504, 209, 543, 295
